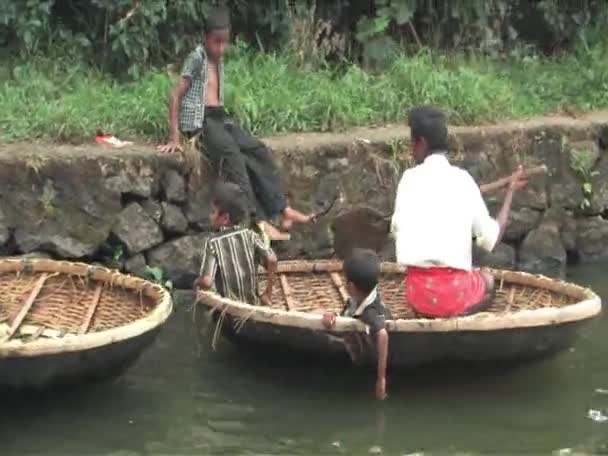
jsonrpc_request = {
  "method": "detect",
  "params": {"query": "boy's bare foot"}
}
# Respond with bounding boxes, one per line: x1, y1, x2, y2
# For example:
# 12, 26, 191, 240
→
258, 221, 290, 241
279, 196, 339, 231
280, 207, 312, 230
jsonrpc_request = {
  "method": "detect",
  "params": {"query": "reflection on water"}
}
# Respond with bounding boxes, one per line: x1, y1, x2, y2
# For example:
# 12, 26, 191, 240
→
0, 263, 607, 455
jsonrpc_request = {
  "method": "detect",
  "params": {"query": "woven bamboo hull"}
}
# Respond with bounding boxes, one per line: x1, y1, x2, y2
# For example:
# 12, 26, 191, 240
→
210, 313, 588, 368
0, 259, 173, 389
0, 326, 161, 389
197, 260, 602, 368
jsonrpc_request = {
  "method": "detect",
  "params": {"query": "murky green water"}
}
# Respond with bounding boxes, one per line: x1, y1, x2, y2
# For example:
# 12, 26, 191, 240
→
1, 264, 607, 455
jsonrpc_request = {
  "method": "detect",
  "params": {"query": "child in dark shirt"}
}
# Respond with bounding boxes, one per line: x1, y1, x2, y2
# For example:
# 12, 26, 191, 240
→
322, 248, 391, 400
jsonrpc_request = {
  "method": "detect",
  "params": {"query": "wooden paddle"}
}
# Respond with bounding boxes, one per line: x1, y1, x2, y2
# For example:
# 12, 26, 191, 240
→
331, 164, 548, 259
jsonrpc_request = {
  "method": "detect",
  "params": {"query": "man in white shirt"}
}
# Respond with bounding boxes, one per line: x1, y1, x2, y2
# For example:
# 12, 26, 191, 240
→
391, 106, 526, 318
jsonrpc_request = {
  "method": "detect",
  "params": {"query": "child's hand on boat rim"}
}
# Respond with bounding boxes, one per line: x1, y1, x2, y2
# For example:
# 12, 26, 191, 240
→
322, 311, 337, 329
376, 376, 387, 400
192, 276, 205, 290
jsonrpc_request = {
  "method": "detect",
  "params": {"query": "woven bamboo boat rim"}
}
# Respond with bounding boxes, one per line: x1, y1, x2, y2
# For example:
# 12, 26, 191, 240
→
196, 260, 602, 333
0, 259, 173, 357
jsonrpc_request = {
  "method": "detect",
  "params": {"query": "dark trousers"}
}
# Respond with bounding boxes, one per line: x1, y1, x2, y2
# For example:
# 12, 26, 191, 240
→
201, 107, 287, 221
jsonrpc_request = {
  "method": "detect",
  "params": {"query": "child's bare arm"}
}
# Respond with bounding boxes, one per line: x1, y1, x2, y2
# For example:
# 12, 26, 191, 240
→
375, 328, 389, 400
260, 253, 277, 305
158, 77, 191, 153
193, 275, 214, 290
253, 233, 277, 305
194, 239, 217, 291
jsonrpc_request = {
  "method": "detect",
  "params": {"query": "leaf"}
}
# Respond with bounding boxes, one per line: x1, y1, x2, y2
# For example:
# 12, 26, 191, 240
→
144, 265, 163, 282
355, 15, 390, 42
112, 245, 124, 261
583, 182, 593, 194
393, 3, 414, 25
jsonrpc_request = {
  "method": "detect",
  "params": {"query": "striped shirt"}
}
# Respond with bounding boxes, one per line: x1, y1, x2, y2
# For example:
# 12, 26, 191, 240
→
179, 45, 225, 132
199, 226, 274, 305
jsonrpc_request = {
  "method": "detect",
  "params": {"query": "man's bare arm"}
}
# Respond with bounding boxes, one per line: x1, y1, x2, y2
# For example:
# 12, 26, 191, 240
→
495, 166, 527, 243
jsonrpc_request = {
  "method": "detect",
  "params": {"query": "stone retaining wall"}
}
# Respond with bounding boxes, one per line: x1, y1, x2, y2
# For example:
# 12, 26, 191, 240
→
1, 112, 607, 287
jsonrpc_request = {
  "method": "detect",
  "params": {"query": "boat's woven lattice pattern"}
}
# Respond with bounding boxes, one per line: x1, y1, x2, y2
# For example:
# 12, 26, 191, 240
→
260, 270, 578, 318
0, 271, 155, 338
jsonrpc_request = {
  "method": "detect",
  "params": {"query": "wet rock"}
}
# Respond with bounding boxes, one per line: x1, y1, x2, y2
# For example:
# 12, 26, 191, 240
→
518, 220, 567, 278
474, 243, 516, 270
103, 160, 157, 198
504, 208, 542, 242
327, 157, 349, 171
146, 233, 209, 288
530, 137, 583, 210
1, 160, 123, 258
600, 125, 608, 150
124, 253, 147, 277
331, 206, 390, 260
0, 206, 9, 246
161, 202, 188, 235
576, 217, 608, 260
185, 187, 212, 230
112, 203, 164, 254
549, 167, 585, 210
171, 290, 196, 307
162, 169, 186, 203
589, 157, 608, 213
141, 199, 163, 223
561, 212, 577, 252
569, 140, 600, 174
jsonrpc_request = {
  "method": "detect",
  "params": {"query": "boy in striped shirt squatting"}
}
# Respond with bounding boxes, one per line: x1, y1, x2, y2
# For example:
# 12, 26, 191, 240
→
322, 249, 391, 400
193, 182, 277, 306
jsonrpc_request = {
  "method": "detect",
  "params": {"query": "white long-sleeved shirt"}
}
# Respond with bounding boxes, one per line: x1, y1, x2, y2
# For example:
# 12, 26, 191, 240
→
390, 154, 500, 271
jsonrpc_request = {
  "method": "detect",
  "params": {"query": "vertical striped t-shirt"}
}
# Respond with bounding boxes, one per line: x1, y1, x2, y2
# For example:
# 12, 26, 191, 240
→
199, 225, 274, 305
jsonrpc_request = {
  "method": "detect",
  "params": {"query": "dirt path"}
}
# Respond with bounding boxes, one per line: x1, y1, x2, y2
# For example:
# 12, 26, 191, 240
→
2, 111, 608, 160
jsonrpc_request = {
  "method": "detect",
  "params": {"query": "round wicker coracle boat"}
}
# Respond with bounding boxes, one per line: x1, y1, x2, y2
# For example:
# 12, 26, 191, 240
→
0, 259, 173, 389
197, 260, 602, 367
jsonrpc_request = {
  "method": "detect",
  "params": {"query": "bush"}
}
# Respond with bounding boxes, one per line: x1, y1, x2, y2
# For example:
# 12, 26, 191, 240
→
1, 1, 607, 77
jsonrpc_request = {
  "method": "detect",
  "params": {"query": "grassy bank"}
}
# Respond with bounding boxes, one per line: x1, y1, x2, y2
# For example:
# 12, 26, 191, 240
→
1, 40, 607, 144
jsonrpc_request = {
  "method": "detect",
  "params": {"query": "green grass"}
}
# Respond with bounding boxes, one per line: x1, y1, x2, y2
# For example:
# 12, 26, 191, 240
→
1, 41, 608, 143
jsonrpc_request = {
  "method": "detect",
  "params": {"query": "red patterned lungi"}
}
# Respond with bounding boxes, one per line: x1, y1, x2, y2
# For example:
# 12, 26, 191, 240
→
405, 266, 487, 318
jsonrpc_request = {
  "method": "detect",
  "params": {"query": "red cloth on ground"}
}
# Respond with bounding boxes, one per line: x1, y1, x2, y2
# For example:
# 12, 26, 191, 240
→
405, 266, 487, 318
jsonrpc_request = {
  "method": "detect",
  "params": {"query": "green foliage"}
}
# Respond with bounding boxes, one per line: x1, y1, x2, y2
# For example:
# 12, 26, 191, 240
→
566, 137, 602, 210
1, 37, 608, 143
2, 1, 608, 77
144, 266, 173, 291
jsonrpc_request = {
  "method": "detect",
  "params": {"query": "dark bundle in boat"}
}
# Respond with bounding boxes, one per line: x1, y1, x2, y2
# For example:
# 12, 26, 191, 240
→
197, 260, 601, 367
0, 258, 173, 389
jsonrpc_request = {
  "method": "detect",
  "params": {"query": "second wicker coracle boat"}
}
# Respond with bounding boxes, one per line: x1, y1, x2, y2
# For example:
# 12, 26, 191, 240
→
0, 258, 173, 389
197, 260, 601, 367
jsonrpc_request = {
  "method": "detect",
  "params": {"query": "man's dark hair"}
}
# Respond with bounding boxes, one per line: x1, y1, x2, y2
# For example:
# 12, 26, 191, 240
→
204, 4, 231, 33
212, 181, 247, 225
343, 248, 380, 295
407, 105, 448, 151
